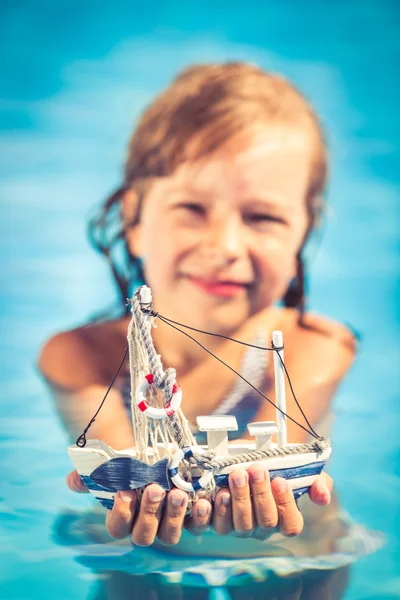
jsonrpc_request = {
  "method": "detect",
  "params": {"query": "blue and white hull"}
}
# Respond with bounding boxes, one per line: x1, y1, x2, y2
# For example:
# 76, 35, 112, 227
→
68, 440, 331, 511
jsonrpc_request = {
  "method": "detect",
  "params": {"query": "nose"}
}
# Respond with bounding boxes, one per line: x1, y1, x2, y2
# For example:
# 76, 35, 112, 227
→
201, 215, 246, 263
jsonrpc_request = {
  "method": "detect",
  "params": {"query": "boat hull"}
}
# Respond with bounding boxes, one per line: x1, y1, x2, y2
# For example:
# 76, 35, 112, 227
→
68, 440, 331, 510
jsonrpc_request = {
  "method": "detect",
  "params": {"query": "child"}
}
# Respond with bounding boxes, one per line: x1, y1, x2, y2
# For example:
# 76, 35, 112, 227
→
39, 62, 355, 552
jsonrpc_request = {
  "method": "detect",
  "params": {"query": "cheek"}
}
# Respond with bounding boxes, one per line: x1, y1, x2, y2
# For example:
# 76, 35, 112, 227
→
254, 238, 297, 296
140, 226, 192, 280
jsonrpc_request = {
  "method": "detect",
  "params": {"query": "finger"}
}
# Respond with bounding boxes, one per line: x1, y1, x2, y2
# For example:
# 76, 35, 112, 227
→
106, 490, 137, 539
185, 498, 212, 535
66, 470, 89, 493
229, 469, 254, 536
212, 489, 233, 535
271, 478, 303, 537
157, 489, 188, 546
308, 472, 333, 506
247, 464, 278, 533
131, 484, 166, 547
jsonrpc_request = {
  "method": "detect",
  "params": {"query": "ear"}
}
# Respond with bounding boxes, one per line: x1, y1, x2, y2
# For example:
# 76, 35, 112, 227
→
122, 189, 143, 258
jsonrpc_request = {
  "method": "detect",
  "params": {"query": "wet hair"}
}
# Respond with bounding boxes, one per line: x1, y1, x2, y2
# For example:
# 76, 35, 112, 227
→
89, 62, 327, 317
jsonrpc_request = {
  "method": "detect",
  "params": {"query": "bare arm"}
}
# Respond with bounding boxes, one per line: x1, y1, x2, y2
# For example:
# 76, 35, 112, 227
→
47, 384, 135, 449
38, 329, 134, 449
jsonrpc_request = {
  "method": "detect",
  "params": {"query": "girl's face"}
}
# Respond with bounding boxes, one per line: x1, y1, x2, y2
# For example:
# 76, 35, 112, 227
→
126, 125, 312, 334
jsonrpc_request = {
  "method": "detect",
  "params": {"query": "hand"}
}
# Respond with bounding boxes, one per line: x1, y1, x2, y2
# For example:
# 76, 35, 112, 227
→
67, 470, 191, 546
209, 465, 332, 540
66, 467, 333, 545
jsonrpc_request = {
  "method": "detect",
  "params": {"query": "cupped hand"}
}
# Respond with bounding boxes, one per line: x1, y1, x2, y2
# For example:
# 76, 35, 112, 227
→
67, 470, 189, 546
66, 467, 332, 545
209, 465, 332, 540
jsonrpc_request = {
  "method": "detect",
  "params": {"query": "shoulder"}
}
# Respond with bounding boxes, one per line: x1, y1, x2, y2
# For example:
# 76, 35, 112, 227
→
37, 318, 129, 391
295, 310, 357, 350
280, 308, 358, 381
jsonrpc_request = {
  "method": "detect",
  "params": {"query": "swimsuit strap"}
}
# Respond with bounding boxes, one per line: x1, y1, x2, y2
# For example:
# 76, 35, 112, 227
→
195, 329, 270, 440
212, 329, 269, 417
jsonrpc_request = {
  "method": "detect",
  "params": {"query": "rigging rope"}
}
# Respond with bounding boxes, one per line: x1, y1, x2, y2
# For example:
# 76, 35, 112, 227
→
76, 345, 129, 447
155, 314, 320, 441
76, 300, 322, 445
147, 310, 320, 438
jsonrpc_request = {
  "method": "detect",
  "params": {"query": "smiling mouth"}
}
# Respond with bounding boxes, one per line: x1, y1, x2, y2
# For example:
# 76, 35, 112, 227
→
186, 276, 252, 298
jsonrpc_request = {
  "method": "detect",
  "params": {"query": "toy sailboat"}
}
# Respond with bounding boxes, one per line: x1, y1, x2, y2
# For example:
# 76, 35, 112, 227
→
68, 285, 331, 511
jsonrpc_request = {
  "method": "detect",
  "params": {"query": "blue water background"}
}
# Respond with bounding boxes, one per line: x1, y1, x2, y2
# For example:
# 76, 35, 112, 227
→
1, 1, 399, 598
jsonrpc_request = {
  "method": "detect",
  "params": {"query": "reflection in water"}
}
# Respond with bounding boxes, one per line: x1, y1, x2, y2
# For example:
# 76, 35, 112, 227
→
52, 500, 382, 600
87, 567, 350, 600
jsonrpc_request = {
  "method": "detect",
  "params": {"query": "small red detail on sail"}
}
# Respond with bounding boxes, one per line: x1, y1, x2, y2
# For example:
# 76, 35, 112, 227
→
137, 400, 148, 413
165, 403, 175, 417
172, 383, 179, 394
145, 374, 154, 384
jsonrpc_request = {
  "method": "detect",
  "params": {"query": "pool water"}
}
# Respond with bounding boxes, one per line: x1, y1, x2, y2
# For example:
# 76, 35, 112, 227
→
1, 1, 399, 599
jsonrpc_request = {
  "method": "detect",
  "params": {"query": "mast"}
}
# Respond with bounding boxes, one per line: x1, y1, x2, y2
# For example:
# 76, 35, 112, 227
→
272, 330, 287, 447
139, 285, 152, 317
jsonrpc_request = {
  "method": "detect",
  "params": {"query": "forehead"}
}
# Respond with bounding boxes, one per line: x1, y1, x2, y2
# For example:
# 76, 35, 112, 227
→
165, 125, 314, 205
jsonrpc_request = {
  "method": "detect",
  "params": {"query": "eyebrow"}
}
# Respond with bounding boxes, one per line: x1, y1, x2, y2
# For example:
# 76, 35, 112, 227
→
242, 196, 291, 212
166, 185, 211, 199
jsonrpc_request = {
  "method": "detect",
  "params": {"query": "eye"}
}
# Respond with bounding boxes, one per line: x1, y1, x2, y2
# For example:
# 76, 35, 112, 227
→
176, 202, 206, 215
244, 213, 286, 226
